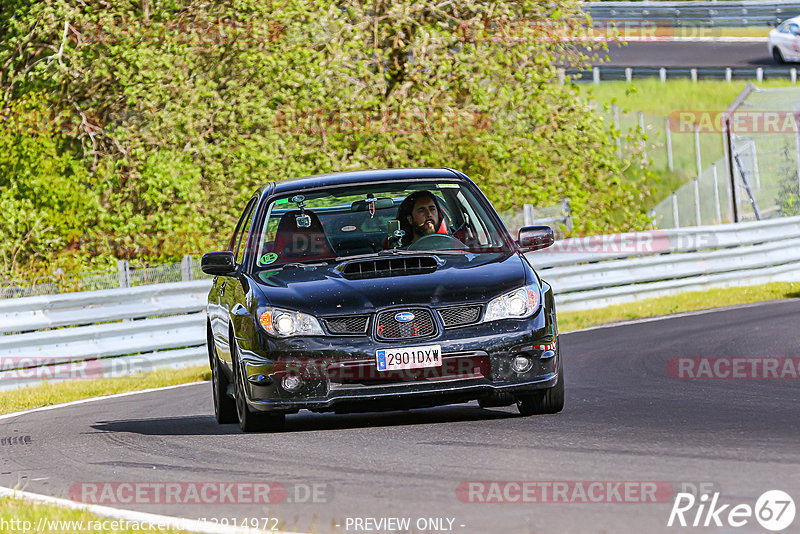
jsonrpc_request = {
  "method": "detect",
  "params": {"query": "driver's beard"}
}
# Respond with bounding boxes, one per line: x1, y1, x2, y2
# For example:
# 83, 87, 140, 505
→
413, 219, 437, 238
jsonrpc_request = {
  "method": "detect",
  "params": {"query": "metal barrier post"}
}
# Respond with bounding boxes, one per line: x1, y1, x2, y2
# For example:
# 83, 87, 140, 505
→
694, 178, 702, 226
695, 124, 703, 177
672, 193, 680, 228
181, 255, 194, 282
117, 260, 131, 288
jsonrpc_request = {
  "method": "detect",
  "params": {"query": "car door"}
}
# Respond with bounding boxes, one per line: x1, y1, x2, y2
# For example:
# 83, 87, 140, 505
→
214, 196, 258, 365
779, 23, 800, 61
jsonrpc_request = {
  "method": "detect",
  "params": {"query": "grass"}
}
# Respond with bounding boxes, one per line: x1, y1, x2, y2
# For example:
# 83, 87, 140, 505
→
0, 365, 210, 415
557, 281, 800, 332
0, 497, 193, 533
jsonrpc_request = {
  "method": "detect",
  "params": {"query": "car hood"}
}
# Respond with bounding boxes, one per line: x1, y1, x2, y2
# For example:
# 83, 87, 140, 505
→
253, 253, 529, 314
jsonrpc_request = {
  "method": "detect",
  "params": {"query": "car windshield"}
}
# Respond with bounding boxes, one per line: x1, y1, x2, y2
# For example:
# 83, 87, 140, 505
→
252, 181, 512, 270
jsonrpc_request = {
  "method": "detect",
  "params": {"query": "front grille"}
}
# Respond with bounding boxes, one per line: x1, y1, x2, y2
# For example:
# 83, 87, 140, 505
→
375, 309, 436, 340
341, 256, 438, 280
438, 305, 482, 328
323, 315, 370, 335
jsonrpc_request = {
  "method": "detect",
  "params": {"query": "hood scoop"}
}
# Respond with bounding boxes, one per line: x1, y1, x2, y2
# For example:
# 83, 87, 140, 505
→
341, 256, 438, 280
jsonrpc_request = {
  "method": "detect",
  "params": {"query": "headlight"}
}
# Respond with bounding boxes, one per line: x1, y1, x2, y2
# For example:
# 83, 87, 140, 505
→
259, 307, 324, 337
483, 284, 541, 322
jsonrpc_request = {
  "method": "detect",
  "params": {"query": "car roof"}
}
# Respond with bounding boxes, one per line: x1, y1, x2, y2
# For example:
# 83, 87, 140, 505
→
781, 16, 800, 25
269, 168, 466, 196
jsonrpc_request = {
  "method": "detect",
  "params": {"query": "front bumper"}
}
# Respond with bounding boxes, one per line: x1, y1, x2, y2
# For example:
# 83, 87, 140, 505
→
236, 309, 559, 414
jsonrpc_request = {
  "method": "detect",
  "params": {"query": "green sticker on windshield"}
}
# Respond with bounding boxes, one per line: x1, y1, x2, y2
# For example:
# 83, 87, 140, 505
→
259, 252, 278, 265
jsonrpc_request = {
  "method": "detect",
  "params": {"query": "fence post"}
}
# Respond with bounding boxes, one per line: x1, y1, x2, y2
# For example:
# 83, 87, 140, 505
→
181, 255, 194, 282
625, 67, 632, 83
713, 163, 722, 224
792, 68, 797, 84
672, 193, 680, 229
691, 68, 697, 82
593, 68, 600, 84
726, 68, 732, 83
659, 67, 666, 83
117, 260, 131, 288
665, 117, 674, 171
725, 118, 739, 223
694, 123, 703, 177
693, 178, 702, 226
523, 204, 534, 226
756, 67, 763, 83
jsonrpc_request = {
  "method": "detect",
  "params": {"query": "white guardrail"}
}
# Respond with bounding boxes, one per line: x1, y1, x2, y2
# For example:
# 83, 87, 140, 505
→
528, 215, 800, 311
2, 216, 799, 390
0, 281, 212, 391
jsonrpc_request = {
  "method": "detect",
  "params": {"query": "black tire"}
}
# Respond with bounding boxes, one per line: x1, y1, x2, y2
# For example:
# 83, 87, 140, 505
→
232, 341, 285, 433
516, 363, 565, 416
773, 47, 786, 64
211, 338, 237, 424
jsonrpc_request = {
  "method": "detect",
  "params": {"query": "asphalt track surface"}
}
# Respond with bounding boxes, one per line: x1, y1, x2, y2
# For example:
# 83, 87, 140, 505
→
2, 300, 800, 533
597, 42, 782, 67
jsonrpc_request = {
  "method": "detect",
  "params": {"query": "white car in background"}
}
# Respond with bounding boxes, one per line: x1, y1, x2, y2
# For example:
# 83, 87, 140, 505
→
769, 17, 800, 63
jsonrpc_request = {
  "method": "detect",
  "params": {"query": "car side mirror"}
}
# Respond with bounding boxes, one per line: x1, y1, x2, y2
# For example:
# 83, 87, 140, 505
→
201, 251, 237, 276
517, 226, 554, 252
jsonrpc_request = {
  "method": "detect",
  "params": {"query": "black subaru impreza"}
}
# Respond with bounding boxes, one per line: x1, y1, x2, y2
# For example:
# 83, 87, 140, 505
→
202, 168, 563, 432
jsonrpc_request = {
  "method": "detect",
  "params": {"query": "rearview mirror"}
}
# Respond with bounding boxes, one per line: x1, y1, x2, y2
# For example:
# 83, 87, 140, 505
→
351, 198, 395, 212
201, 251, 237, 276
517, 226, 554, 252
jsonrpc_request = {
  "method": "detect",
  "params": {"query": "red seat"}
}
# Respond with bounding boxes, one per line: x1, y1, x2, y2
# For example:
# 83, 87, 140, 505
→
273, 211, 335, 261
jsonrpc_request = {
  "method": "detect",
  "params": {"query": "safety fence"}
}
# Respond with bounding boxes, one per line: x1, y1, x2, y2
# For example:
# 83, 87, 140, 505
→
569, 67, 798, 84
2, 217, 799, 389
529, 215, 800, 311
582, 1, 800, 27
0, 281, 211, 391
0, 255, 209, 300
650, 84, 800, 228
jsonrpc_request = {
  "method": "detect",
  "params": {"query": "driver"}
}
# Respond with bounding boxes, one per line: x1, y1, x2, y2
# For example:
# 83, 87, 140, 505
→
397, 190, 447, 247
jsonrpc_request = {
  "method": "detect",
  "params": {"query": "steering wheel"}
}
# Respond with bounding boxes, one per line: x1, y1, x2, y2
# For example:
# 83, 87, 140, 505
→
406, 233, 467, 251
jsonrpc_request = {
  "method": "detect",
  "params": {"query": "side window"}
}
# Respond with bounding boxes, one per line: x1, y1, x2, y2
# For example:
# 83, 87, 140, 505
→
790, 23, 800, 36
778, 23, 788, 33
235, 198, 258, 266
229, 198, 256, 259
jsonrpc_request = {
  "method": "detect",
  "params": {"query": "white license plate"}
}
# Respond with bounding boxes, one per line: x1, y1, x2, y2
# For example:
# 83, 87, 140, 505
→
376, 344, 442, 372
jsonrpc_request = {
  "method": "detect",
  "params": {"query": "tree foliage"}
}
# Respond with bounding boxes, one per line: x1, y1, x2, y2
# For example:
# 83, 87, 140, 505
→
0, 0, 650, 280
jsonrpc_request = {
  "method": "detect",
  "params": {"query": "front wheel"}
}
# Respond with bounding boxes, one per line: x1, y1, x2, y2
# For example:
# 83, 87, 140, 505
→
232, 342, 285, 432
211, 342, 237, 424
516, 363, 565, 416
773, 47, 786, 64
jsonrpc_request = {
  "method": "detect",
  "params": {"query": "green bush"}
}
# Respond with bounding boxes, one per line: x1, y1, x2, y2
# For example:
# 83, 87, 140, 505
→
0, 0, 651, 280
